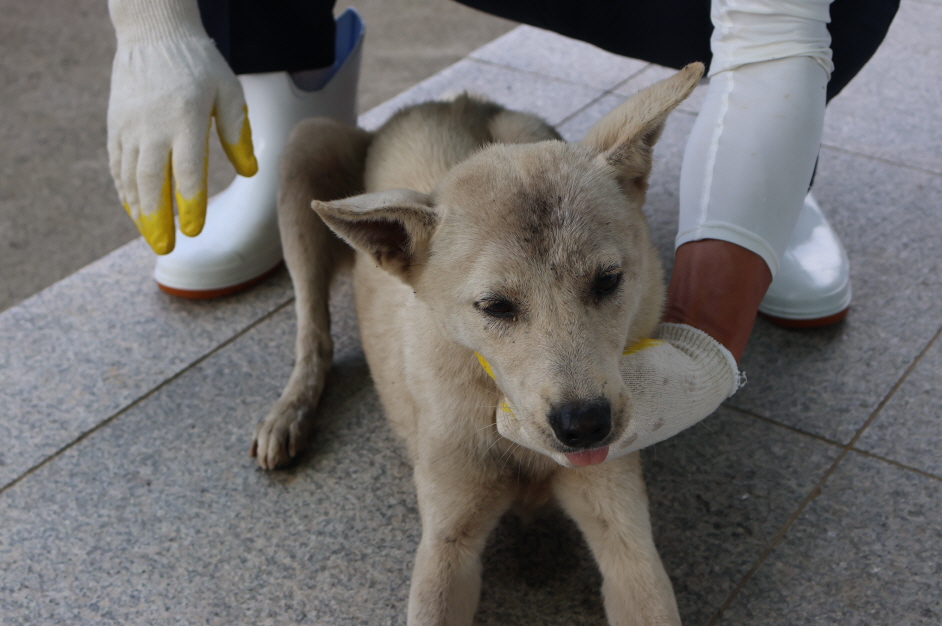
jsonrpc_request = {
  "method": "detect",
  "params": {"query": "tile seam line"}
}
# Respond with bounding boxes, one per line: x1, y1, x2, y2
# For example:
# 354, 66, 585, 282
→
721, 403, 942, 479
819, 143, 942, 177
705, 323, 942, 626
719, 402, 845, 448
848, 447, 942, 483
556, 65, 657, 129
0, 297, 296, 498
556, 93, 616, 129
466, 56, 653, 96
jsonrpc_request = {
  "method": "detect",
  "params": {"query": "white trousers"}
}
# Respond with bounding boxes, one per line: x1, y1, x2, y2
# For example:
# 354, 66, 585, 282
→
677, 0, 835, 276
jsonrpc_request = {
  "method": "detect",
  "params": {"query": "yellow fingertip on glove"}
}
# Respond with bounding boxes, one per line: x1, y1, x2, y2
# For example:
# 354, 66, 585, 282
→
175, 130, 210, 238
129, 204, 175, 255
175, 186, 208, 238
127, 165, 175, 255
221, 105, 258, 177
622, 338, 664, 355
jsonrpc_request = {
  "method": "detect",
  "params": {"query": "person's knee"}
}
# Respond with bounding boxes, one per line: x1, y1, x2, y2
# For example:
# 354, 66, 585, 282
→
709, 0, 834, 77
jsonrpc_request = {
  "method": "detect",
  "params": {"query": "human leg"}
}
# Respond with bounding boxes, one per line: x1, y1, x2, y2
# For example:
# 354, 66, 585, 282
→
754, 0, 899, 326
663, 0, 834, 350
455, 0, 713, 70
155, 2, 365, 298
459, 0, 899, 347
197, 0, 336, 74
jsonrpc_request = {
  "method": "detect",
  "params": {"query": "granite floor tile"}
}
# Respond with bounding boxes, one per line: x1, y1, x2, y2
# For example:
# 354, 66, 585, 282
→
729, 149, 942, 443
0, 276, 425, 626
822, 0, 942, 174
469, 25, 649, 91
0, 238, 292, 489
476, 510, 608, 625
856, 330, 942, 477
358, 57, 606, 132
477, 408, 840, 626
641, 409, 840, 626
557, 92, 630, 142
716, 452, 942, 626
0, 0, 139, 314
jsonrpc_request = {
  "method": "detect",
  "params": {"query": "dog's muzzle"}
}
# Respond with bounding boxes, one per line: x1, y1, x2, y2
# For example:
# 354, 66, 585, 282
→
547, 399, 611, 448
476, 351, 613, 467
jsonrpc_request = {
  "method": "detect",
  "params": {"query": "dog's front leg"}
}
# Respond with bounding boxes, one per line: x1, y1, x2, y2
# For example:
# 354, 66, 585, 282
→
251, 118, 371, 469
553, 455, 680, 626
408, 451, 516, 626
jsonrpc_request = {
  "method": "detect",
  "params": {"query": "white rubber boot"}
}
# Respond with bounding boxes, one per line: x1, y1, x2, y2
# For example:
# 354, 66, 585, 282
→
758, 192, 852, 327
154, 8, 365, 298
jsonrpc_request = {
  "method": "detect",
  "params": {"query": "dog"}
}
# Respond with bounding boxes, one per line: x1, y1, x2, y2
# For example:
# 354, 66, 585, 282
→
251, 63, 704, 625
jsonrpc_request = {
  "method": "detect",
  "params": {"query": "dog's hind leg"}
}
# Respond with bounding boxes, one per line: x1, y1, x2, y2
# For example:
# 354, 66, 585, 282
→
553, 456, 681, 626
251, 118, 372, 470
408, 454, 517, 626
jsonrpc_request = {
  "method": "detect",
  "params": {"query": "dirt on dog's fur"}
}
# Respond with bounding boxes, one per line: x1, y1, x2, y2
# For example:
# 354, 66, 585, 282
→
252, 63, 703, 625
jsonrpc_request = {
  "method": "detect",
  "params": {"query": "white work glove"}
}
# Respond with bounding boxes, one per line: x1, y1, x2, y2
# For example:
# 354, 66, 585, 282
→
495, 323, 743, 459
107, 0, 258, 254
609, 323, 743, 454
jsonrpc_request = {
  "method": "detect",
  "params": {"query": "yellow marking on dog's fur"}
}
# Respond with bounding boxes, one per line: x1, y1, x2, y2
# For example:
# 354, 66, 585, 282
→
475, 352, 495, 379
476, 353, 516, 418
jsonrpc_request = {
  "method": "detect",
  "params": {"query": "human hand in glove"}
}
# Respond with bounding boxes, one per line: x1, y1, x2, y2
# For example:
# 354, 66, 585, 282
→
489, 323, 743, 464
107, 0, 258, 254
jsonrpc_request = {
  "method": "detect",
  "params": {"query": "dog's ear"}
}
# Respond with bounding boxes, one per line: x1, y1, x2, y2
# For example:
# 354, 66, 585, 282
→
313, 189, 437, 282
581, 62, 704, 193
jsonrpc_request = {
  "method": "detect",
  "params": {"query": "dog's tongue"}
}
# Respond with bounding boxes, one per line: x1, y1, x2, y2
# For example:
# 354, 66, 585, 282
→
565, 446, 610, 467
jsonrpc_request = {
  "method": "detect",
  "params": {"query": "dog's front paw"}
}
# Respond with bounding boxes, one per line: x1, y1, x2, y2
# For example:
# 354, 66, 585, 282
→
250, 400, 315, 470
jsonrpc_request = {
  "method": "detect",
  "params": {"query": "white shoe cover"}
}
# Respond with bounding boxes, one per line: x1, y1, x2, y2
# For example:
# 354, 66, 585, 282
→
154, 8, 365, 295
758, 192, 852, 321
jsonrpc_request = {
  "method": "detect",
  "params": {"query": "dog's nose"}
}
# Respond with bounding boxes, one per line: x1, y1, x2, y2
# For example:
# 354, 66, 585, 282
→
548, 399, 612, 448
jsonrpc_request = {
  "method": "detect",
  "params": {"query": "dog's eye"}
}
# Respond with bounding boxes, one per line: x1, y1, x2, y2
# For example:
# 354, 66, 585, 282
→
479, 298, 516, 318
594, 272, 622, 296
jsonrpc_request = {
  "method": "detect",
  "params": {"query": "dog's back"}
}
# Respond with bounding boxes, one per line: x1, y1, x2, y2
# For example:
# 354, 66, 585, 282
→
364, 95, 560, 194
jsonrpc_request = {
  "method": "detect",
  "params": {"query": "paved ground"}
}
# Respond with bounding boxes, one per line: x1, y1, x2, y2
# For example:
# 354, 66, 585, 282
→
2, 1, 941, 625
